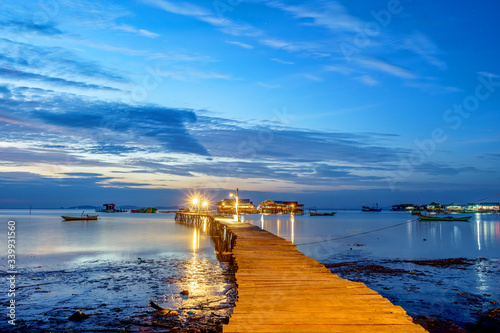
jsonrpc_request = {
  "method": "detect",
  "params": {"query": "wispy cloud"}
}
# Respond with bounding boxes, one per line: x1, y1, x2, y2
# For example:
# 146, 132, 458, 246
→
113, 24, 161, 38
157, 68, 231, 81
226, 40, 254, 49
257, 82, 282, 89
297, 73, 324, 82
259, 38, 321, 53
398, 32, 447, 70
271, 58, 294, 65
0, 19, 64, 36
0, 67, 121, 92
0, 85, 209, 156
356, 57, 417, 79
478, 71, 500, 78
0, 38, 126, 84
355, 75, 380, 86
264, 0, 363, 32
142, 0, 262, 37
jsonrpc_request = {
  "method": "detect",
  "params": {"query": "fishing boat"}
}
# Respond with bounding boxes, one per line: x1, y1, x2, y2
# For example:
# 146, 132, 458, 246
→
362, 204, 382, 212
416, 214, 472, 221
309, 209, 336, 216
62, 214, 98, 221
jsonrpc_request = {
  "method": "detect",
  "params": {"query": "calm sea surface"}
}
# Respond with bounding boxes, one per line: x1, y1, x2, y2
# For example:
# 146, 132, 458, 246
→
1, 209, 499, 330
1, 209, 213, 266
240, 210, 500, 261
0, 209, 231, 331
241, 210, 500, 330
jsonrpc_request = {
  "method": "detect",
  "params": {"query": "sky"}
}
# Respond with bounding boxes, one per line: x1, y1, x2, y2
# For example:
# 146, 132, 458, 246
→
1, 0, 499, 209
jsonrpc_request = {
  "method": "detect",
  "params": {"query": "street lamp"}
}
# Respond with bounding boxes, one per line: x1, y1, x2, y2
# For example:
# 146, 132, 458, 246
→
228, 188, 240, 222
202, 201, 208, 212
192, 197, 199, 212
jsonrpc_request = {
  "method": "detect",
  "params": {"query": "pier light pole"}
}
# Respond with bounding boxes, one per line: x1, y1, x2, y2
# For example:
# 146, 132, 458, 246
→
192, 197, 199, 213
228, 188, 240, 222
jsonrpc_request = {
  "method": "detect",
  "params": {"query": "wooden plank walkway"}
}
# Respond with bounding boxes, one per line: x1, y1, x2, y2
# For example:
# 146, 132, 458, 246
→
215, 219, 427, 333
174, 213, 426, 332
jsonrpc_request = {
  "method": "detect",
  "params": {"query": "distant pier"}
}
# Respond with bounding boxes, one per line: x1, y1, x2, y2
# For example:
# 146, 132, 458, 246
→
175, 213, 427, 332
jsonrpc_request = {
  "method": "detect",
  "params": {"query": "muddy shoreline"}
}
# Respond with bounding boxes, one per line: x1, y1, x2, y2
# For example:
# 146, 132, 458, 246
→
325, 257, 500, 333
1, 256, 237, 332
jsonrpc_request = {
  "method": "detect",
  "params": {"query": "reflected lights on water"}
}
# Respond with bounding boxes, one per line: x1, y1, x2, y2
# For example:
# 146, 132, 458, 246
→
192, 228, 200, 251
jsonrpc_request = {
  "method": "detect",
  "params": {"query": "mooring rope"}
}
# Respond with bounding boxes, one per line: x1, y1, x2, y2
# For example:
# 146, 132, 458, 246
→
295, 218, 418, 246
468, 192, 500, 204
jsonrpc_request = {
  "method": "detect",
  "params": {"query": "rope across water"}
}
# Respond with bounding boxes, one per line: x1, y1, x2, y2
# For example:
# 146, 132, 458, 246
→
295, 218, 418, 246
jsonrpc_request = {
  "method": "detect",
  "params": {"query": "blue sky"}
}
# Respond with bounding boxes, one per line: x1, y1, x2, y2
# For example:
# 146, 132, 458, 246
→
1, 0, 499, 208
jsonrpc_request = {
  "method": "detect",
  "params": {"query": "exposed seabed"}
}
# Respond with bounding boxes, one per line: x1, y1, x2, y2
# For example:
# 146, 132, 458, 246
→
326, 255, 500, 333
1, 254, 237, 332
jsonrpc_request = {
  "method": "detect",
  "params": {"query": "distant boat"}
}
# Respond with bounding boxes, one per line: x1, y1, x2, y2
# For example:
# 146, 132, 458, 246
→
62, 215, 98, 221
362, 204, 382, 212
309, 209, 336, 216
416, 214, 472, 221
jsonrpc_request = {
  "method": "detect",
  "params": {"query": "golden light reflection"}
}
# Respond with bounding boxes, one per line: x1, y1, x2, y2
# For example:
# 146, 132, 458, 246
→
183, 255, 204, 298
192, 228, 200, 251
475, 219, 482, 251
291, 214, 295, 244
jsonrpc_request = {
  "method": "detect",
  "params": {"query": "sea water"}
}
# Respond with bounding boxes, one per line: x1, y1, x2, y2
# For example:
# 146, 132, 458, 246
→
241, 210, 500, 260
241, 211, 500, 330
0, 209, 233, 331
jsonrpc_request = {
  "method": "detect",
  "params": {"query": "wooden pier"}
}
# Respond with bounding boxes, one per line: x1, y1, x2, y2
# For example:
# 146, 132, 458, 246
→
175, 213, 427, 333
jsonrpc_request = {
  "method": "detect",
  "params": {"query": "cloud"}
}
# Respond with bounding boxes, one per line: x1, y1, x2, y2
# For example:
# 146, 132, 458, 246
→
324, 65, 352, 75
416, 163, 477, 176
0, 85, 209, 156
259, 38, 321, 53
355, 75, 380, 86
226, 40, 254, 49
113, 24, 161, 38
264, 0, 363, 32
271, 58, 294, 65
0, 19, 64, 36
398, 32, 447, 70
257, 82, 282, 89
157, 68, 231, 81
0, 67, 122, 92
193, 116, 404, 165
356, 57, 417, 79
478, 71, 500, 79
297, 73, 324, 82
0, 38, 127, 84
142, 0, 262, 37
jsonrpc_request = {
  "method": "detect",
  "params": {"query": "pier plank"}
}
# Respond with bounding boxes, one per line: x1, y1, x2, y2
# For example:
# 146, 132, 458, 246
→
176, 213, 427, 333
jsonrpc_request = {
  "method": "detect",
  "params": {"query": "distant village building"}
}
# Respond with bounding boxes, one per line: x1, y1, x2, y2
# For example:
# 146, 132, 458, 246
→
391, 204, 415, 211
217, 198, 257, 214
96, 203, 128, 213
445, 203, 465, 211
466, 202, 500, 212
259, 200, 304, 215
426, 202, 444, 211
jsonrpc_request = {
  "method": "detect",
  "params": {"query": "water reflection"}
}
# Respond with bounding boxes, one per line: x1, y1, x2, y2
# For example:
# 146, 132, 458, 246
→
192, 228, 200, 251
244, 212, 500, 260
